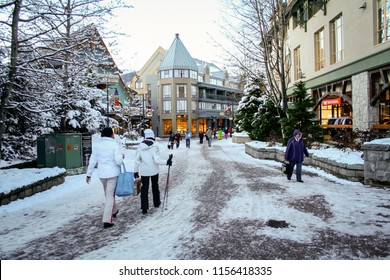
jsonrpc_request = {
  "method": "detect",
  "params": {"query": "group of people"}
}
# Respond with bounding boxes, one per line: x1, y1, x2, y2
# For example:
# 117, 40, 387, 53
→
86, 127, 309, 229
168, 129, 192, 149
86, 127, 172, 228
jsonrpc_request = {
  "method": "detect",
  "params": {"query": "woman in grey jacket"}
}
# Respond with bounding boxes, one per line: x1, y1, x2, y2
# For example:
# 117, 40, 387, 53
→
134, 129, 172, 214
86, 127, 124, 228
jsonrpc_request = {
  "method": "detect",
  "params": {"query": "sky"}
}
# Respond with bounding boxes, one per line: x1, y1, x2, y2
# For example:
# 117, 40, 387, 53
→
1, 134, 389, 278
104, 0, 232, 72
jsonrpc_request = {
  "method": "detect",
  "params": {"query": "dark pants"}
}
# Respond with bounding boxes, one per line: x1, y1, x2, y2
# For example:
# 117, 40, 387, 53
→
140, 174, 160, 210
186, 139, 190, 148
287, 161, 303, 181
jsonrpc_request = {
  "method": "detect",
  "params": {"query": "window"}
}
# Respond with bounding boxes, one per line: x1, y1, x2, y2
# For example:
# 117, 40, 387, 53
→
331, 14, 344, 64
177, 84, 187, 98
160, 70, 172, 79
377, 0, 390, 44
136, 80, 143, 89
190, 70, 198, 79
177, 100, 187, 112
163, 100, 171, 113
191, 85, 197, 98
174, 69, 189, 78
191, 101, 197, 112
162, 84, 172, 98
315, 28, 325, 71
294, 46, 301, 80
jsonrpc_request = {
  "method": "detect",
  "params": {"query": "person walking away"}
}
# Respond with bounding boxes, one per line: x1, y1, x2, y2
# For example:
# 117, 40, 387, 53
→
224, 127, 229, 139
86, 127, 124, 229
284, 129, 309, 183
229, 127, 233, 137
217, 128, 223, 140
174, 131, 182, 148
199, 131, 204, 144
185, 129, 192, 148
168, 131, 175, 149
213, 128, 217, 139
206, 127, 213, 147
134, 129, 173, 214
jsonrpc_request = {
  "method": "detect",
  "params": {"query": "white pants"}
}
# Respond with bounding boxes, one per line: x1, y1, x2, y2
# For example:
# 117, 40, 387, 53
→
100, 176, 118, 223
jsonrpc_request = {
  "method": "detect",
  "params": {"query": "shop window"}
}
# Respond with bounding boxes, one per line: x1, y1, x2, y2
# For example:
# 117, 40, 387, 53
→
163, 120, 173, 134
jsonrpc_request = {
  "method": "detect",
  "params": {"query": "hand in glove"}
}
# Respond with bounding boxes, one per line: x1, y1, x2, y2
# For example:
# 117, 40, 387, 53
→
134, 172, 139, 179
166, 154, 173, 166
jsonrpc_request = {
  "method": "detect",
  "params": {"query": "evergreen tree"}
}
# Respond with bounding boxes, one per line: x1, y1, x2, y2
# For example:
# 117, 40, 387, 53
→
236, 79, 266, 136
251, 99, 282, 142
281, 80, 323, 146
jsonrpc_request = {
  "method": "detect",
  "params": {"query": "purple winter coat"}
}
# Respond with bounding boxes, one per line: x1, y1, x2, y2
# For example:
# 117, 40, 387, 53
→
284, 129, 309, 163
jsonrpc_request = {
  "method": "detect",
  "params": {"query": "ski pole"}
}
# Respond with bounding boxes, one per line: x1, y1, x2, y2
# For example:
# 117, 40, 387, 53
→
162, 154, 173, 211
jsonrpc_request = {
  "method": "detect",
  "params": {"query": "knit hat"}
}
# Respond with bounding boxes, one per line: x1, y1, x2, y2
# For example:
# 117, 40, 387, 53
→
101, 127, 113, 138
144, 129, 155, 139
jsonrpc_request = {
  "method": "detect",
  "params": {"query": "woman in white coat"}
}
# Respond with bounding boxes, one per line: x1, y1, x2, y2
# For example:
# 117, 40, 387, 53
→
134, 129, 172, 214
86, 127, 124, 228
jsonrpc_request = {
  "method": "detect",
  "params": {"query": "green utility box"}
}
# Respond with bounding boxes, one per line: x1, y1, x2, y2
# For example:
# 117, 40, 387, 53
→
37, 133, 83, 169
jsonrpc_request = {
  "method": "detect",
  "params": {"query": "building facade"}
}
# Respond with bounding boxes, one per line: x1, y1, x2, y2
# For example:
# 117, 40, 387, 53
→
285, 0, 390, 131
131, 34, 244, 136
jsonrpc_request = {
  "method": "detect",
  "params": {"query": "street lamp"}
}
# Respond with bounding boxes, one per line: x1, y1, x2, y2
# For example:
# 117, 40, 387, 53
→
106, 83, 110, 127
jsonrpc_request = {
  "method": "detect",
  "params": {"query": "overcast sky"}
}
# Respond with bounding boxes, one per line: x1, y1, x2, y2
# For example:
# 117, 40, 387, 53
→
104, 0, 232, 72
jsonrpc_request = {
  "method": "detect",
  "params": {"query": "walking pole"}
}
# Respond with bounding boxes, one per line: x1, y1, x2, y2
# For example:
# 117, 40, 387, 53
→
162, 154, 173, 211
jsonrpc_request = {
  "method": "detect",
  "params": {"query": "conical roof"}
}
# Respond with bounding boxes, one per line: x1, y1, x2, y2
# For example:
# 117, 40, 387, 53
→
159, 34, 198, 72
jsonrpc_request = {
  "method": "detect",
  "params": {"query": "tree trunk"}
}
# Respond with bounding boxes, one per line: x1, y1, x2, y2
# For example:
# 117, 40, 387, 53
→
0, 0, 21, 161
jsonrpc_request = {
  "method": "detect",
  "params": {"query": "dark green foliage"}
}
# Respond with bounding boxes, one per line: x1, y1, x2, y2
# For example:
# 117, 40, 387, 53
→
251, 99, 282, 142
236, 79, 282, 142
334, 129, 389, 151
281, 80, 323, 146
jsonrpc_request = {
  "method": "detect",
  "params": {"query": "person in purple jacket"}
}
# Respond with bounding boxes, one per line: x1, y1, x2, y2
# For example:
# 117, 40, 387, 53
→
284, 129, 310, 183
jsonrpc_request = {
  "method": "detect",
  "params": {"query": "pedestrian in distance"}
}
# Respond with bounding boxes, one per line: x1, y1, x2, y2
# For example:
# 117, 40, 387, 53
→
174, 131, 182, 148
213, 128, 217, 139
86, 127, 124, 229
168, 131, 175, 149
134, 129, 173, 214
185, 129, 192, 148
206, 127, 213, 147
217, 128, 223, 140
224, 127, 229, 140
284, 129, 310, 183
199, 131, 204, 144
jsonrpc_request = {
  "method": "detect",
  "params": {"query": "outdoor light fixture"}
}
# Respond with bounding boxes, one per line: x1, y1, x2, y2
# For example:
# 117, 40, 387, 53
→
359, 2, 366, 9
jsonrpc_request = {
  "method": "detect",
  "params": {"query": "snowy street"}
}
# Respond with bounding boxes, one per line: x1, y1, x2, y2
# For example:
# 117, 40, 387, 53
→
0, 138, 389, 260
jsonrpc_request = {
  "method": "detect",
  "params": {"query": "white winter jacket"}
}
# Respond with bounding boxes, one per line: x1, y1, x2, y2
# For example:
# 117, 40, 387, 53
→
86, 137, 124, 179
134, 139, 167, 176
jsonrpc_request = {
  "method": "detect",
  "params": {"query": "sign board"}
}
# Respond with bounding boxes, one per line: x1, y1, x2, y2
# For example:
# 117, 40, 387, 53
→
322, 98, 341, 106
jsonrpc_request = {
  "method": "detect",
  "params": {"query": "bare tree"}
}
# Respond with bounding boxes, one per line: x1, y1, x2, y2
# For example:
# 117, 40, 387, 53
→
219, 0, 290, 121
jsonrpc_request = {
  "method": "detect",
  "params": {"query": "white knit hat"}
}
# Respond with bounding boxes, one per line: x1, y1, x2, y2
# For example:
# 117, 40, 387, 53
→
144, 129, 155, 139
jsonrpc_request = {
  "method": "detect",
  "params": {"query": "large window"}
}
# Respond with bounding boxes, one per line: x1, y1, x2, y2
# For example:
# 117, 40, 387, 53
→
191, 85, 197, 98
163, 100, 171, 113
315, 28, 325, 71
293, 46, 301, 81
160, 70, 173, 79
377, 0, 390, 44
177, 100, 187, 113
177, 84, 187, 98
174, 69, 189, 78
162, 84, 172, 98
331, 14, 344, 64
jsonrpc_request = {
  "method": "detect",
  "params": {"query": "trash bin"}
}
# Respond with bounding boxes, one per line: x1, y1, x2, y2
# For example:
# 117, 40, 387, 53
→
36, 133, 83, 169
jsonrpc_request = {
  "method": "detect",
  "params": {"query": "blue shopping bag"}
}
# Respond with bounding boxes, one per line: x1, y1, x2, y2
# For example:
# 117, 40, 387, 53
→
115, 164, 134, 197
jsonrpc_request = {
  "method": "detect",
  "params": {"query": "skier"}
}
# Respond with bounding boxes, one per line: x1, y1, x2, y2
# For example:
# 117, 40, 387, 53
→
134, 129, 173, 214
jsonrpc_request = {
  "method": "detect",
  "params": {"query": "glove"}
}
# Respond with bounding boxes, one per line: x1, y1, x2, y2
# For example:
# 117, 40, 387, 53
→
134, 172, 139, 179
166, 154, 173, 166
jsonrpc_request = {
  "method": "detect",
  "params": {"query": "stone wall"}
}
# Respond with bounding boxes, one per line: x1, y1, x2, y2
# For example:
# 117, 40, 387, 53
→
245, 143, 365, 183
352, 72, 372, 131
362, 139, 390, 187
0, 173, 66, 206
232, 133, 251, 144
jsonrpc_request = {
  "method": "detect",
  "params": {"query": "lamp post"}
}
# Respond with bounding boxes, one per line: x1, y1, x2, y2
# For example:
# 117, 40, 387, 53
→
106, 83, 110, 127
